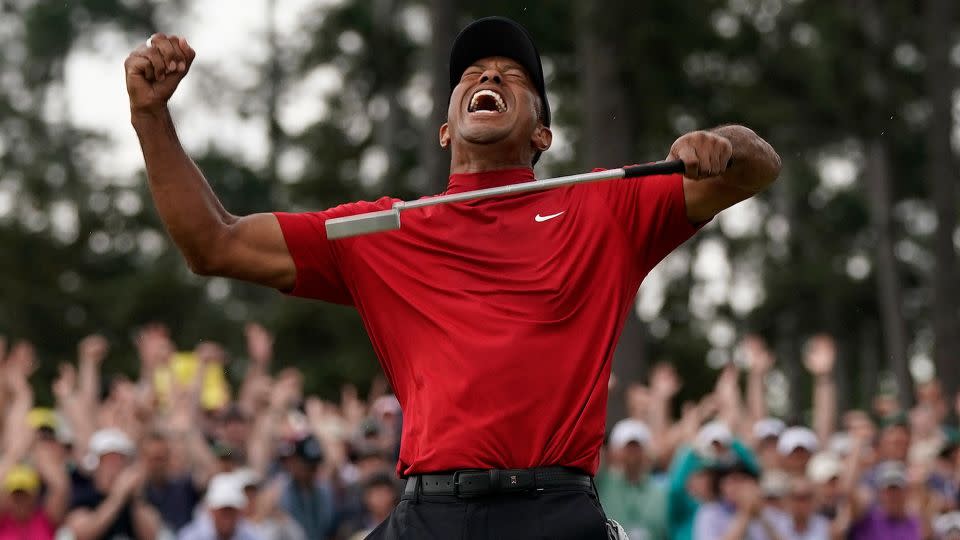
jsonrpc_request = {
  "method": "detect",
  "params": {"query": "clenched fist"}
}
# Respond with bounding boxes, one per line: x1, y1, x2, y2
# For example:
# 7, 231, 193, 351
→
668, 130, 734, 180
124, 33, 196, 114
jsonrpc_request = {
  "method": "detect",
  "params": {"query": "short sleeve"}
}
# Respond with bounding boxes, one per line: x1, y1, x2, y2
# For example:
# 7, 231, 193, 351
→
585, 169, 703, 274
273, 197, 396, 304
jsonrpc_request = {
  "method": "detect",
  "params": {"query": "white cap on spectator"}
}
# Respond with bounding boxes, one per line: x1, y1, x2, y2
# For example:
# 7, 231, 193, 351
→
205, 474, 248, 510
609, 419, 651, 451
874, 461, 907, 489
777, 427, 819, 455
806, 452, 842, 484
83, 428, 135, 471
230, 468, 261, 489
89, 428, 135, 458
827, 433, 852, 457
753, 418, 786, 441
934, 512, 960, 538
695, 421, 733, 459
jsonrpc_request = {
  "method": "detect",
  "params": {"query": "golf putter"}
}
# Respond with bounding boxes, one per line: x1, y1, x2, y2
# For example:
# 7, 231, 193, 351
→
325, 160, 687, 240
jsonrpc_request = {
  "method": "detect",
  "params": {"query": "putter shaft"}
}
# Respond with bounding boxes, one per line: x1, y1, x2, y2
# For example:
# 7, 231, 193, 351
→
325, 160, 686, 240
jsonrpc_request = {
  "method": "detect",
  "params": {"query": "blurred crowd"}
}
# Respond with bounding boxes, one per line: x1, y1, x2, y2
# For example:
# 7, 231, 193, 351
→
0, 324, 400, 540
599, 334, 960, 540
2, 328, 959, 540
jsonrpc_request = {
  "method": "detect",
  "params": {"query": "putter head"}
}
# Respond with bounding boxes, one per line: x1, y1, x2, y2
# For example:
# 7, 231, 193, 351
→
325, 208, 401, 240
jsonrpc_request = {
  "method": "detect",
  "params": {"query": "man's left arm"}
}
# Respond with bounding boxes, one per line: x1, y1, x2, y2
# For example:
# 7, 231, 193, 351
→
668, 125, 781, 223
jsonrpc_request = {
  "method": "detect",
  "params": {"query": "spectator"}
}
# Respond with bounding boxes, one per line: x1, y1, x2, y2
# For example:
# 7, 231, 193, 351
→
276, 436, 335, 539
215, 405, 254, 456
876, 415, 911, 463
693, 460, 779, 540
178, 473, 262, 540
927, 432, 960, 512
753, 418, 786, 471
232, 468, 306, 540
668, 421, 760, 540
65, 428, 164, 540
908, 405, 944, 465
143, 431, 202, 533
0, 442, 69, 540
598, 419, 668, 540
345, 472, 400, 540
934, 512, 960, 540
0, 341, 70, 539
767, 476, 831, 540
848, 461, 922, 540
777, 427, 819, 477
759, 470, 790, 511
805, 452, 843, 520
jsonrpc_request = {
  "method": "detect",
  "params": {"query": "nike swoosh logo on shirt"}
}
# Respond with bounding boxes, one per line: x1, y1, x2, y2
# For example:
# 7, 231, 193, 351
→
535, 211, 565, 222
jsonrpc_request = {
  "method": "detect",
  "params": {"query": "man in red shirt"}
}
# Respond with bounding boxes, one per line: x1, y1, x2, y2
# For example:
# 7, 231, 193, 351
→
125, 16, 780, 539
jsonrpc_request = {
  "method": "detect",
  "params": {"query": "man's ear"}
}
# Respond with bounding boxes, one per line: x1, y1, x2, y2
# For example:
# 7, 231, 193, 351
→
532, 125, 552, 153
439, 123, 450, 149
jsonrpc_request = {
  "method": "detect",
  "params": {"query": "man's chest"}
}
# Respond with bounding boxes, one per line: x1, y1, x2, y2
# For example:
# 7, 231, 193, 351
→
343, 188, 635, 311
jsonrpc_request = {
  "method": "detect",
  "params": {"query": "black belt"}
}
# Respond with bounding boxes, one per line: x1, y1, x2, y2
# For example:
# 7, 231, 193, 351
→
403, 467, 594, 499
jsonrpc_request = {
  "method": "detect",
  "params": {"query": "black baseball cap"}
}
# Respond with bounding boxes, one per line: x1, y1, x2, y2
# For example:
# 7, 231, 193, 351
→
449, 16, 551, 128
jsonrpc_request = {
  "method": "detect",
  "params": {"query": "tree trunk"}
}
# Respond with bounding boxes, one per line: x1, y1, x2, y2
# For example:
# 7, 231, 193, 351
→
423, 0, 457, 192
924, 0, 960, 399
575, 0, 644, 424
860, 320, 880, 409
864, 139, 912, 406
264, 0, 283, 196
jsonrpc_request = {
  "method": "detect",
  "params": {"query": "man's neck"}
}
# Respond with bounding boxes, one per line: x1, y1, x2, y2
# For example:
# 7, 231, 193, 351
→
449, 147, 533, 175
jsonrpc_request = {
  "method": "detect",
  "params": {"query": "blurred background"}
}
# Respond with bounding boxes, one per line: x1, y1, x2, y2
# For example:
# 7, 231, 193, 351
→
0, 0, 958, 420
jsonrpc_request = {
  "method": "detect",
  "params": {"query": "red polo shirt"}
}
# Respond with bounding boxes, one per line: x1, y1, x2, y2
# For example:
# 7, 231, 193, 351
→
274, 168, 698, 476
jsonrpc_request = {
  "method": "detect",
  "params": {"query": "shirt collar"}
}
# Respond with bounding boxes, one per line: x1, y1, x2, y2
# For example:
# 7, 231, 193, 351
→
445, 168, 535, 194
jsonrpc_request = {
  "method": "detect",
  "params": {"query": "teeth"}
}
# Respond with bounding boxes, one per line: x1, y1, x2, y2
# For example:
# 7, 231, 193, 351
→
469, 89, 506, 113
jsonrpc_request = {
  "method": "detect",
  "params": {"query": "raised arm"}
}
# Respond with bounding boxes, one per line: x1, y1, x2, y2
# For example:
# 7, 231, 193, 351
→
742, 335, 773, 429
667, 125, 781, 223
804, 334, 838, 444
77, 335, 108, 414
33, 441, 70, 526
125, 33, 295, 289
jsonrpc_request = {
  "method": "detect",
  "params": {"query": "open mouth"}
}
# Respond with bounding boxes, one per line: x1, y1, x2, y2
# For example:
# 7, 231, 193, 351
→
468, 89, 507, 114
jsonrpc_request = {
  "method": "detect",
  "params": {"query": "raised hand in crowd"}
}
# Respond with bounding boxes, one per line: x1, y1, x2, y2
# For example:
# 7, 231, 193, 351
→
714, 363, 745, 435
803, 334, 836, 377
245, 322, 274, 369
66, 459, 162, 540
135, 323, 174, 376
626, 383, 650, 422
647, 363, 681, 459
3, 341, 35, 452
804, 334, 838, 444
32, 437, 70, 525
77, 334, 109, 407
306, 396, 349, 467
240, 322, 274, 412
742, 334, 773, 429
341, 383, 367, 430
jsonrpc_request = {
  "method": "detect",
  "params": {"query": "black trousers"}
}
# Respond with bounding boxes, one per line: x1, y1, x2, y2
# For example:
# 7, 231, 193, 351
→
365, 486, 610, 539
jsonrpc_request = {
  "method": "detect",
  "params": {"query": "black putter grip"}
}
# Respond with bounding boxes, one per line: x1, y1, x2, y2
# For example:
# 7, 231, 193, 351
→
622, 160, 687, 178
622, 159, 735, 179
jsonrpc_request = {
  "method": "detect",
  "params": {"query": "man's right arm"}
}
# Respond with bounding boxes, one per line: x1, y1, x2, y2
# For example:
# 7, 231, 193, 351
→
126, 34, 295, 290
